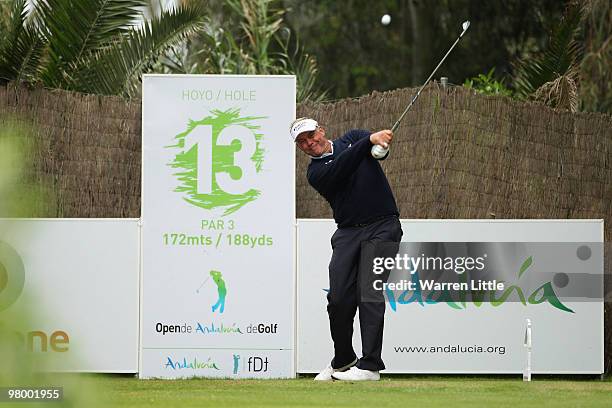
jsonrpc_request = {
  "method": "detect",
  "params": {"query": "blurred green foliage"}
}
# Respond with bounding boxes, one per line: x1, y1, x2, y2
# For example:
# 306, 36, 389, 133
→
464, 68, 512, 97
156, 0, 327, 102
0, 126, 102, 406
0, 0, 609, 110
0, 299, 104, 408
282, 0, 566, 99
579, 0, 612, 113
0, 121, 53, 218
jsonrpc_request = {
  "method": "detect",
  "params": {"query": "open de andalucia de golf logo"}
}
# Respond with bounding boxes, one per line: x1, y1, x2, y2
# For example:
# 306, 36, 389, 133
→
167, 108, 267, 215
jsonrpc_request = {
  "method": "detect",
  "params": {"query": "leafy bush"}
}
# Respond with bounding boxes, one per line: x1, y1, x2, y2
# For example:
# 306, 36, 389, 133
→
464, 68, 513, 97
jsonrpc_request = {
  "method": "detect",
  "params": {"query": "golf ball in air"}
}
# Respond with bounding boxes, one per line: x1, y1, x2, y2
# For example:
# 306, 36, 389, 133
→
381, 14, 391, 26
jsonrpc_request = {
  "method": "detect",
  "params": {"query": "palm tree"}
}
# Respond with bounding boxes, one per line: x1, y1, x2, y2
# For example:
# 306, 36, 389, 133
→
0, 0, 208, 98
513, 1, 583, 111
155, 0, 327, 102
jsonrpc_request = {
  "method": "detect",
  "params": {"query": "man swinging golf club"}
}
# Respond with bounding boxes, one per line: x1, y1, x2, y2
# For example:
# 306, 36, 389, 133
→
290, 118, 403, 381
289, 19, 471, 382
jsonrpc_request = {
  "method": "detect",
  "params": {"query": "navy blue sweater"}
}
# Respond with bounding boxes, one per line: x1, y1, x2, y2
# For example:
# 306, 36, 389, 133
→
306, 129, 399, 228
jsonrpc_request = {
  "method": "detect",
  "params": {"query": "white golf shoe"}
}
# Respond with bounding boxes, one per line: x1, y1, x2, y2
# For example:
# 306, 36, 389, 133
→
313, 358, 358, 381
331, 366, 380, 381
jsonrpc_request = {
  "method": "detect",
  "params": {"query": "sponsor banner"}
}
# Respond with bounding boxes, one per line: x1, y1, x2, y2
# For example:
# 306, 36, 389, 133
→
297, 220, 604, 374
141, 349, 292, 379
0, 219, 139, 372
141, 75, 295, 378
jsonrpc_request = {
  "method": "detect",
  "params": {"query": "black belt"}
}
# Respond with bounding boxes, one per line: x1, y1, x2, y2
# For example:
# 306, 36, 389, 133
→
345, 214, 397, 228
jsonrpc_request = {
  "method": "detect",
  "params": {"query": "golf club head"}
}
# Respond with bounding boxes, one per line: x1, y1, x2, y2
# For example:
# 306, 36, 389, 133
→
460, 20, 470, 37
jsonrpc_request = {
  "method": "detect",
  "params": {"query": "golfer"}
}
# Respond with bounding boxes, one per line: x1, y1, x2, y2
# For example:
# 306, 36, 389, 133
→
290, 118, 403, 381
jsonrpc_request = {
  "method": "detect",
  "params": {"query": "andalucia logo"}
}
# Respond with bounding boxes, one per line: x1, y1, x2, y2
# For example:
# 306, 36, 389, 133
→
167, 109, 266, 215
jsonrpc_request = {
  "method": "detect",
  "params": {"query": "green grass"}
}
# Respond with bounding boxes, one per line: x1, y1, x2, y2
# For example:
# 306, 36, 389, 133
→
72, 375, 612, 408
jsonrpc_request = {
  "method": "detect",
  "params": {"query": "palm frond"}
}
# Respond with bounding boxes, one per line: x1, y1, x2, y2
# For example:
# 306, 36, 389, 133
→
0, 0, 26, 54
155, 0, 326, 102
228, 0, 284, 73
514, 1, 583, 100
73, 3, 208, 97
38, 0, 145, 88
276, 30, 327, 102
0, 0, 45, 84
533, 69, 579, 111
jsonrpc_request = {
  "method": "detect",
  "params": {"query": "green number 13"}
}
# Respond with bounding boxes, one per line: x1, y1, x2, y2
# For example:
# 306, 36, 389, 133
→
185, 125, 257, 195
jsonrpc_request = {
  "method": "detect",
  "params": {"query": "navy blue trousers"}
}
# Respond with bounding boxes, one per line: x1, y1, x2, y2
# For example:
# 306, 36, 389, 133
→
327, 216, 402, 371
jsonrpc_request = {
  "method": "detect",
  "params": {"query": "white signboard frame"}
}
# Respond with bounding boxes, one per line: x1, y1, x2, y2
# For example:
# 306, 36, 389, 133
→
141, 75, 296, 379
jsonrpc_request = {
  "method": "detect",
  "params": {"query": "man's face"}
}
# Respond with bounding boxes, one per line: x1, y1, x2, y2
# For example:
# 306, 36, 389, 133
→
295, 126, 329, 157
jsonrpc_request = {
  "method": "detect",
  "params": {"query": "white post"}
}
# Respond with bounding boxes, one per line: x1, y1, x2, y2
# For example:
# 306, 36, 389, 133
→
523, 318, 532, 381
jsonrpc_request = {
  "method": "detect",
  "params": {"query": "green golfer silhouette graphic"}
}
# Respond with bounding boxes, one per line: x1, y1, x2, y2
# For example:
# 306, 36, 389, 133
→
233, 354, 240, 374
210, 270, 226, 313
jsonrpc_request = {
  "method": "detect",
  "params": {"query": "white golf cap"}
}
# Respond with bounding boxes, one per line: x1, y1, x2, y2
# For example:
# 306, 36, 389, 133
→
290, 118, 318, 141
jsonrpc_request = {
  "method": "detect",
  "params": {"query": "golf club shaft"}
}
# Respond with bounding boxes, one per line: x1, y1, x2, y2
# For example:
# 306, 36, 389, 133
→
391, 33, 465, 133
197, 276, 210, 291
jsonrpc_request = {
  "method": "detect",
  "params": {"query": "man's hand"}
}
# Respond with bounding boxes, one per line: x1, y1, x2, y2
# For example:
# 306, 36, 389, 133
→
369, 130, 393, 149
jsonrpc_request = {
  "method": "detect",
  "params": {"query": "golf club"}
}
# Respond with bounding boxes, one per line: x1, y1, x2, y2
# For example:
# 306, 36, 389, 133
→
372, 20, 471, 158
195, 276, 210, 293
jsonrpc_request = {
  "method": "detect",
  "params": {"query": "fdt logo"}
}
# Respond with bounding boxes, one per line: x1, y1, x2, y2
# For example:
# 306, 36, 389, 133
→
248, 356, 269, 373
167, 108, 267, 215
